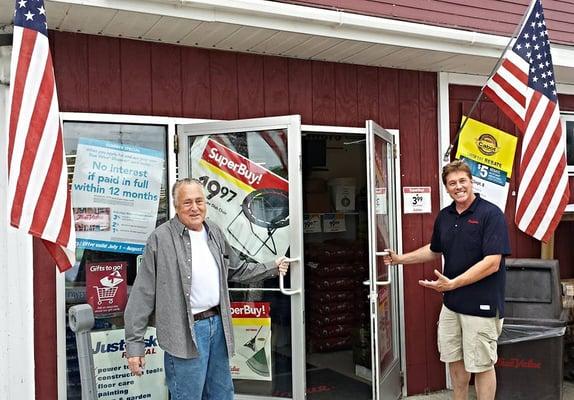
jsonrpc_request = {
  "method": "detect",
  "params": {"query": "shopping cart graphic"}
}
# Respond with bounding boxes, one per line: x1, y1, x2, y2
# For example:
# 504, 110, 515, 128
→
93, 285, 118, 305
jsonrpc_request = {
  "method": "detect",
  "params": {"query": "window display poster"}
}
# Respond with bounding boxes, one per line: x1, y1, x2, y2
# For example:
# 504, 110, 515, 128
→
230, 302, 272, 381
86, 261, 127, 315
189, 137, 289, 263
72, 138, 164, 254
455, 116, 517, 212
91, 327, 168, 400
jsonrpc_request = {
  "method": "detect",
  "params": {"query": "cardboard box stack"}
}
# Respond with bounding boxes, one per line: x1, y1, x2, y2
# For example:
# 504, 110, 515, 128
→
305, 240, 369, 353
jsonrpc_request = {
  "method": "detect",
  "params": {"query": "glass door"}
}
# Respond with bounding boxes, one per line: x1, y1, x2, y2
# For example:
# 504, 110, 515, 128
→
366, 121, 401, 400
177, 116, 305, 400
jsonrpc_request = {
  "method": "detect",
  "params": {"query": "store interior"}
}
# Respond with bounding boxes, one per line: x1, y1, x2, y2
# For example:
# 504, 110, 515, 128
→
301, 132, 372, 399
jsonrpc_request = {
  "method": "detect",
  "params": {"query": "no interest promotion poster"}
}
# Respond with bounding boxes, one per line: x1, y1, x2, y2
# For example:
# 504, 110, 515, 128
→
230, 302, 272, 381
190, 137, 290, 263
72, 138, 164, 255
455, 117, 517, 211
91, 327, 168, 400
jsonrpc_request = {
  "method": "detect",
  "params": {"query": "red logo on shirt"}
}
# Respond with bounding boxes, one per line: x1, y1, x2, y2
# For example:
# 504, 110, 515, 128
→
468, 218, 479, 224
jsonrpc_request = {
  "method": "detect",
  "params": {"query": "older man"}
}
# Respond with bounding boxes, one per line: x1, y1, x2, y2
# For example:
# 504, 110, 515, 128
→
384, 160, 510, 400
125, 178, 289, 400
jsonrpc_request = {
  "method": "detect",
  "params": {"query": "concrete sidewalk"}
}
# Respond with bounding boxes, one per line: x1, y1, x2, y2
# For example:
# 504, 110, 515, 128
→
404, 380, 574, 399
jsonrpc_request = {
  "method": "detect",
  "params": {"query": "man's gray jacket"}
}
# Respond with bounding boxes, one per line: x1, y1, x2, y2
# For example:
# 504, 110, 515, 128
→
124, 216, 278, 359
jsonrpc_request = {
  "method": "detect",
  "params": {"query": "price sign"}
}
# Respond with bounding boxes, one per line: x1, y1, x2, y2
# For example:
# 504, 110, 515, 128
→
403, 187, 431, 214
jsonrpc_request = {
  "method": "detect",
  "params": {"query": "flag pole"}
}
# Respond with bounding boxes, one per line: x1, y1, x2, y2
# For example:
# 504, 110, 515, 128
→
442, 0, 536, 162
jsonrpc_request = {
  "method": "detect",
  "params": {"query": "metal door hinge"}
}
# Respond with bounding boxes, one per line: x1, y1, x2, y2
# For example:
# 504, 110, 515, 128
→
174, 133, 179, 154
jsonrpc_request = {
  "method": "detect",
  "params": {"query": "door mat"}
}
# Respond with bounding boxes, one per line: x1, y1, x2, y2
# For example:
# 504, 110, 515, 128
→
272, 368, 371, 399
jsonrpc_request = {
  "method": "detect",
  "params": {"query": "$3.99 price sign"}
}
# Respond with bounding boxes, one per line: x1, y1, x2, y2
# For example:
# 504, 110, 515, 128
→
402, 187, 431, 214
189, 137, 290, 263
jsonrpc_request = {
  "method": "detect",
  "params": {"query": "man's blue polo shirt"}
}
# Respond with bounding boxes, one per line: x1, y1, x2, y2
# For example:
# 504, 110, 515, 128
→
430, 194, 511, 318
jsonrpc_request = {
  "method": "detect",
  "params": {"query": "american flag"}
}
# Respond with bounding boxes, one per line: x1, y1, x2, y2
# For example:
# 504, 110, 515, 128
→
483, 0, 569, 242
8, 0, 75, 271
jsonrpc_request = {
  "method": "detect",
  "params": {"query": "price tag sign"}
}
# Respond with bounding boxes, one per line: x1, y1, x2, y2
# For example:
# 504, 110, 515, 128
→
403, 187, 431, 214
189, 137, 290, 263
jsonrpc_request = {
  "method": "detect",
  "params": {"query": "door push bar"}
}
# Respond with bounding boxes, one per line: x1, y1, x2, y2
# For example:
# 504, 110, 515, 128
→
279, 257, 300, 296
363, 251, 392, 286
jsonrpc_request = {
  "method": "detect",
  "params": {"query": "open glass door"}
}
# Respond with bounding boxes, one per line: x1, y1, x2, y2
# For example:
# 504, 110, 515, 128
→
177, 116, 305, 400
366, 121, 401, 400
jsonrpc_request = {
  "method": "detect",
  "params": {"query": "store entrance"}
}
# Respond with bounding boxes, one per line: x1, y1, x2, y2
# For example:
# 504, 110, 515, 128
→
302, 129, 373, 400
177, 117, 402, 400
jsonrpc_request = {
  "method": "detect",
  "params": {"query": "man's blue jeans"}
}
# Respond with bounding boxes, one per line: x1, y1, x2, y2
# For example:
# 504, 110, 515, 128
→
164, 315, 234, 400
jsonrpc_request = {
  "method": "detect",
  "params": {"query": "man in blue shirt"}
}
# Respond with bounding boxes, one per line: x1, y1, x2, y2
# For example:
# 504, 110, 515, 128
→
384, 160, 510, 400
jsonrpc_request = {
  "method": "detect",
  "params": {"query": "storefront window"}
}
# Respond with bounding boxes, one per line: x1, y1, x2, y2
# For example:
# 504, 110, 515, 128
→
63, 121, 168, 399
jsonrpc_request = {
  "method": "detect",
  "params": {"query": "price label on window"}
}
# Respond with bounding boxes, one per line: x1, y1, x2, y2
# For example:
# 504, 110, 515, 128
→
403, 187, 431, 214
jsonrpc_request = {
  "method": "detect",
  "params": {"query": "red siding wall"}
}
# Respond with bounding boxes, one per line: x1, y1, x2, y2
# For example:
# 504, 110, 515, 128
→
38, 31, 445, 398
449, 85, 574, 277
275, 0, 574, 46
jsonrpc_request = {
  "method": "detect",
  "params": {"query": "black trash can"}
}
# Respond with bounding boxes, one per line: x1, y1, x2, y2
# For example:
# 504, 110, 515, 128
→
495, 259, 566, 400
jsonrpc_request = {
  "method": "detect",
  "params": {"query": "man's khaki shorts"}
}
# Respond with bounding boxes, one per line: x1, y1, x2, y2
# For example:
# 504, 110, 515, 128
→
437, 305, 503, 373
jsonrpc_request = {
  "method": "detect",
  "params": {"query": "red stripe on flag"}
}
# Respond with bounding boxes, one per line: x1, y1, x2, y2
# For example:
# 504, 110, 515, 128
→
519, 94, 553, 175
10, 53, 54, 227
521, 159, 566, 240
30, 121, 63, 236
501, 58, 528, 85
491, 72, 526, 107
42, 240, 72, 272
8, 29, 36, 171
482, 86, 525, 132
515, 121, 562, 223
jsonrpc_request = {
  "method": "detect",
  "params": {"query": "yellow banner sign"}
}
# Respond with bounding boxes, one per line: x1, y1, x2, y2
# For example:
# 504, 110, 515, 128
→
455, 116, 517, 177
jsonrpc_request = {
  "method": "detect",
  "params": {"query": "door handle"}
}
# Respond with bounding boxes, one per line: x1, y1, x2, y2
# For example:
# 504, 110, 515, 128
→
369, 251, 392, 286
279, 257, 301, 296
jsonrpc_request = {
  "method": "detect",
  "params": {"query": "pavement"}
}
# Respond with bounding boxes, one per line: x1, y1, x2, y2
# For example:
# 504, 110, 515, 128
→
403, 380, 574, 399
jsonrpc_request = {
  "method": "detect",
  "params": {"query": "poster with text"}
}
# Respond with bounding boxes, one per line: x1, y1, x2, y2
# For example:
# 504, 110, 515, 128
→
190, 137, 289, 263
91, 327, 168, 400
455, 117, 517, 212
403, 187, 431, 214
72, 138, 164, 254
86, 261, 127, 315
230, 302, 272, 381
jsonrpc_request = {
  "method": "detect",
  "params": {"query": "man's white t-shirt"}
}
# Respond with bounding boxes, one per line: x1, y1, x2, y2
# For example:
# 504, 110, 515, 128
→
188, 227, 220, 314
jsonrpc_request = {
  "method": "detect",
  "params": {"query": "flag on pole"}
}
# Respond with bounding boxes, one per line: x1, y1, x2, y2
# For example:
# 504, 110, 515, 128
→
483, 0, 569, 242
8, 0, 75, 271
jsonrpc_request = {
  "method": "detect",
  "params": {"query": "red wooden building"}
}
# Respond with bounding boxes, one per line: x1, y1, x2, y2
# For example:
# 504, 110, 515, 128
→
1, 0, 574, 399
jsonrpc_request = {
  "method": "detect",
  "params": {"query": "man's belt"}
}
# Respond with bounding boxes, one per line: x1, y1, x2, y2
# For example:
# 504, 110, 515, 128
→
193, 306, 219, 321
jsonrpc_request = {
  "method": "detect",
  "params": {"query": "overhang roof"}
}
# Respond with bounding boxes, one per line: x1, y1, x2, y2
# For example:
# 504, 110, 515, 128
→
1, 0, 574, 86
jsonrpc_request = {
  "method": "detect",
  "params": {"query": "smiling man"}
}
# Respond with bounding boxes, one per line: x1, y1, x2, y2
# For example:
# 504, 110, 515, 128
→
384, 160, 510, 400
124, 178, 290, 400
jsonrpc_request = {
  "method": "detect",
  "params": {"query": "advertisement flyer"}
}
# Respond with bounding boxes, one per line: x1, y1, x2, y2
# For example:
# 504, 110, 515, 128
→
230, 302, 272, 381
86, 261, 127, 315
91, 327, 168, 400
455, 117, 517, 211
303, 214, 322, 233
403, 187, 431, 214
72, 138, 164, 254
189, 137, 289, 263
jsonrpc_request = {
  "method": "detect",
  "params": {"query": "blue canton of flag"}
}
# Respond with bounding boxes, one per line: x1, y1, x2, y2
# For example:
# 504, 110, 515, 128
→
14, 0, 48, 37
511, 0, 556, 101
